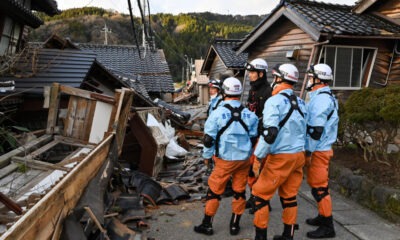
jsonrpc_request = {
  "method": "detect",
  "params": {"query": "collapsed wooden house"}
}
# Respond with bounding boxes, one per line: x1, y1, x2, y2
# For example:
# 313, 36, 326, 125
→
0, 83, 133, 239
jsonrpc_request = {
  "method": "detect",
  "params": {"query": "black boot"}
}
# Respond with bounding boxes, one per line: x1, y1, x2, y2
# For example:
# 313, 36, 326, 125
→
307, 216, 336, 239
255, 227, 267, 240
194, 214, 213, 235
229, 213, 241, 235
306, 214, 324, 226
273, 223, 299, 240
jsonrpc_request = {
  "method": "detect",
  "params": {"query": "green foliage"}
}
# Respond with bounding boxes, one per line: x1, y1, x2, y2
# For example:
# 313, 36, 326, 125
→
341, 86, 400, 165
30, 9, 263, 82
0, 127, 18, 154
17, 163, 28, 173
345, 86, 400, 125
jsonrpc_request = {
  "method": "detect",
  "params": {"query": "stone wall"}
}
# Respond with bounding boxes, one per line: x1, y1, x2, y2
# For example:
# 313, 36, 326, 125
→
329, 162, 400, 223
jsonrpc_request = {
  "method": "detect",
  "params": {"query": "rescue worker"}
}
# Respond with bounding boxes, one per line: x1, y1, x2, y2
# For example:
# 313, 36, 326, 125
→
204, 78, 224, 175
304, 63, 338, 239
206, 78, 223, 117
251, 63, 307, 240
194, 77, 259, 236
244, 58, 272, 211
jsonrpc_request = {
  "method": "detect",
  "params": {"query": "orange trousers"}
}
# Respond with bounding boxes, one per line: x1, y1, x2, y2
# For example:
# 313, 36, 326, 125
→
205, 156, 250, 216
306, 150, 333, 217
247, 141, 267, 188
252, 152, 305, 229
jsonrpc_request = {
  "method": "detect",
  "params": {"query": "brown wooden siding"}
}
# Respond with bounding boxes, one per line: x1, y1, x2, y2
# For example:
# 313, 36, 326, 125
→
209, 57, 226, 80
375, 0, 400, 24
245, 17, 317, 98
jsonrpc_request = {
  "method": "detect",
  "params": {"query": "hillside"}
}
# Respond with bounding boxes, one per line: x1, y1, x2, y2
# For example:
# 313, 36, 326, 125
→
30, 7, 264, 82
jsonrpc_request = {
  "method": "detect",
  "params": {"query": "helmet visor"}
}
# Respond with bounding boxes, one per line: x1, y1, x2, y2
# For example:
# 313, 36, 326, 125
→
244, 62, 257, 71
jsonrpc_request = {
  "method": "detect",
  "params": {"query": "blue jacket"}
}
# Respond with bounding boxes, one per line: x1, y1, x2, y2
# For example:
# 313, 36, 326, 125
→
207, 94, 223, 116
305, 86, 339, 153
202, 99, 258, 161
254, 89, 307, 159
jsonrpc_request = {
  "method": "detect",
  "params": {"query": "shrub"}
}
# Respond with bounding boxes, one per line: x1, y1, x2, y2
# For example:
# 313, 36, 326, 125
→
341, 86, 400, 166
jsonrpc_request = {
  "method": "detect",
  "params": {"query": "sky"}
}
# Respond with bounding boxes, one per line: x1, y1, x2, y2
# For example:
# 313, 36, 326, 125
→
57, 0, 358, 16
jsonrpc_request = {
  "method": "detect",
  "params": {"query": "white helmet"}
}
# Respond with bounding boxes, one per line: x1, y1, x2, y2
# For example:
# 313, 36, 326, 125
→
245, 58, 268, 72
222, 77, 243, 96
308, 63, 333, 81
208, 79, 221, 89
272, 63, 299, 83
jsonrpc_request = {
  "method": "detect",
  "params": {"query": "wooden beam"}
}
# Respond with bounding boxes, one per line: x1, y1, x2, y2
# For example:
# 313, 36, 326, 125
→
54, 136, 95, 148
0, 134, 53, 168
11, 157, 69, 172
59, 85, 115, 104
28, 139, 61, 158
0, 163, 19, 180
0, 135, 113, 240
46, 83, 60, 134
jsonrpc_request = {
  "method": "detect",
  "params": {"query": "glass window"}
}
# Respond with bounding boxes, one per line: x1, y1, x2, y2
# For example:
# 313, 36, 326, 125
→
0, 17, 22, 56
319, 45, 376, 90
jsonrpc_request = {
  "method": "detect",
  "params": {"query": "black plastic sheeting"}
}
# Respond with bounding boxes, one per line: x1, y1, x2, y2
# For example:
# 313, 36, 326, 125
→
130, 171, 162, 206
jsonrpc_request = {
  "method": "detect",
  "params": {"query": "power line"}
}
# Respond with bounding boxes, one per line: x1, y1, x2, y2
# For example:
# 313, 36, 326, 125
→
127, 0, 142, 58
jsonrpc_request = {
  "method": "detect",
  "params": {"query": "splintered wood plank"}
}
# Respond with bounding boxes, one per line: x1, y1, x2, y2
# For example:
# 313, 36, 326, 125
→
0, 135, 113, 240
0, 134, 53, 168
59, 85, 115, 104
46, 83, 60, 134
54, 136, 95, 148
72, 97, 89, 140
11, 157, 69, 172
114, 89, 133, 155
82, 100, 96, 142
64, 95, 78, 138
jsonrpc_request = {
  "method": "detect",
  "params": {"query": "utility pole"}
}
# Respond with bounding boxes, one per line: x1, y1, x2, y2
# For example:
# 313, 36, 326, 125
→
101, 23, 112, 45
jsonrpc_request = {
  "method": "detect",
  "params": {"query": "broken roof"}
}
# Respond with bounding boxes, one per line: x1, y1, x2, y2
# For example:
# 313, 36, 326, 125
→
236, 0, 400, 53
0, 47, 128, 95
202, 39, 248, 74
78, 44, 175, 93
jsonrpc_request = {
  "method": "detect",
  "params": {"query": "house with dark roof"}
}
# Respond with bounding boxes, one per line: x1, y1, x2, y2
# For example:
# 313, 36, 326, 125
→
0, 35, 134, 130
78, 44, 175, 101
235, 0, 400, 100
0, 0, 59, 56
201, 38, 248, 102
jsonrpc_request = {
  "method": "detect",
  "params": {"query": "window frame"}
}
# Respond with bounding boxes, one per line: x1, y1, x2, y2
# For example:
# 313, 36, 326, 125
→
318, 45, 377, 90
0, 17, 23, 56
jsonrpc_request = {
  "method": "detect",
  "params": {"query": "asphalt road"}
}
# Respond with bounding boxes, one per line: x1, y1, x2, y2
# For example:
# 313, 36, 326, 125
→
144, 182, 400, 240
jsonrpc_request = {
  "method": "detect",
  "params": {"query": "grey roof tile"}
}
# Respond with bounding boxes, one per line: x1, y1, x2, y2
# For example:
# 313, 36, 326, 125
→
0, 48, 96, 94
213, 39, 248, 68
78, 44, 174, 93
236, 0, 400, 51
286, 0, 400, 36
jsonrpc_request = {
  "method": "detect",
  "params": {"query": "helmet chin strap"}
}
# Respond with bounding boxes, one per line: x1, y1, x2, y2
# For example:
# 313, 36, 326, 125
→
306, 78, 321, 91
